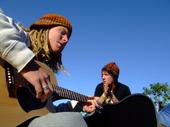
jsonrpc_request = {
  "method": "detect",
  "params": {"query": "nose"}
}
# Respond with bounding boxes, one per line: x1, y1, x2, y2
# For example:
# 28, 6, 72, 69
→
102, 75, 105, 81
62, 34, 69, 44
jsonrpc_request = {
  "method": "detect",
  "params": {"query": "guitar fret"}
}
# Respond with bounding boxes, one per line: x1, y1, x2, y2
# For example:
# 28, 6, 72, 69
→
55, 86, 89, 102
82, 96, 87, 102
67, 88, 78, 100
72, 92, 77, 100
65, 89, 71, 98
65, 89, 70, 98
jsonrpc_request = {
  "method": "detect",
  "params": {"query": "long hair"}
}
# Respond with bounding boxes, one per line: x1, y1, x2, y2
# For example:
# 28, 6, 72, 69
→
28, 29, 65, 73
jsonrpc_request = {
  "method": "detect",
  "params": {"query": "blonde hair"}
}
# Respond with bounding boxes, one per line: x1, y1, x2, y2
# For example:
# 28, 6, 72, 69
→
28, 29, 65, 72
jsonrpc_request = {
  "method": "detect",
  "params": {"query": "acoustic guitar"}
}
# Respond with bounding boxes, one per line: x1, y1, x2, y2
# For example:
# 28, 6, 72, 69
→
0, 60, 159, 127
15, 61, 159, 127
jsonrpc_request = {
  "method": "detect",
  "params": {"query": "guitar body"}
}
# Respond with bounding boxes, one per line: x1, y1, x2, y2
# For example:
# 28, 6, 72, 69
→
85, 94, 158, 127
0, 60, 89, 126
0, 62, 48, 127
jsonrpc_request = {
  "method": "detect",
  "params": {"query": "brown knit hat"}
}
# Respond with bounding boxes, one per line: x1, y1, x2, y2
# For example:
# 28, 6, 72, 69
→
30, 13, 72, 35
102, 62, 119, 77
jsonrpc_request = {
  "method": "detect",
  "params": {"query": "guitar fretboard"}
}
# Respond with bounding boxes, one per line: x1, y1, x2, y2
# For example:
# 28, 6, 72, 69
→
54, 86, 90, 102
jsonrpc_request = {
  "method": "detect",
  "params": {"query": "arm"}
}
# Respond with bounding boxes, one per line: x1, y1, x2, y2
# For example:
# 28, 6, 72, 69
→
0, 10, 35, 72
0, 10, 53, 100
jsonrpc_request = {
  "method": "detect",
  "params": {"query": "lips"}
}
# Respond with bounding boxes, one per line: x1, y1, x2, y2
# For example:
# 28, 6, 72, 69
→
57, 43, 62, 47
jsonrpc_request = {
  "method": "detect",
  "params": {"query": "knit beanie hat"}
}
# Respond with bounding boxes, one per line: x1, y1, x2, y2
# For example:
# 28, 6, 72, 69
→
30, 13, 72, 35
102, 62, 119, 78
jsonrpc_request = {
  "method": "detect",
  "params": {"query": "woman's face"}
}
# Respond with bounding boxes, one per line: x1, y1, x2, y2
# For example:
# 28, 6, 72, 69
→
48, 26, 70, 54
102, 71, 114, 87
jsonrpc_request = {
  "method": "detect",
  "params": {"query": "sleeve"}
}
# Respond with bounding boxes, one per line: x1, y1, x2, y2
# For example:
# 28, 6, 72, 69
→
0, 9, 35, 72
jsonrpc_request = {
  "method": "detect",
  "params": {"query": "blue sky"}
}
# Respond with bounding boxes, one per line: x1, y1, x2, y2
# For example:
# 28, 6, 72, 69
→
1, 0, 170, 98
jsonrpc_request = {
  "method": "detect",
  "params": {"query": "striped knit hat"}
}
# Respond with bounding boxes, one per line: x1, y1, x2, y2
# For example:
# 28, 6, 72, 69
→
102, 62, 120, 78
30, 13, 72, 35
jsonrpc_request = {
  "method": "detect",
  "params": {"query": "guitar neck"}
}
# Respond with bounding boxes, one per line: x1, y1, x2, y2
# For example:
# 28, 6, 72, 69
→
35, 61, 91, 102
54, 86, 90, 102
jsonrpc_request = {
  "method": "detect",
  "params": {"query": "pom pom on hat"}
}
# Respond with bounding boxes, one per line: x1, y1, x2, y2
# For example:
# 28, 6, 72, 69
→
30, 14, 72, 35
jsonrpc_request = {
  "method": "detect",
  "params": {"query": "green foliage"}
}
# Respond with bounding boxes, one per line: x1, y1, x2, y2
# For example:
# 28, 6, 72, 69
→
143, 82, 170, 110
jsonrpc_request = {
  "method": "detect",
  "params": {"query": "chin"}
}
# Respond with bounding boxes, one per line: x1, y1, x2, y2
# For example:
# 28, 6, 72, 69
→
53, 48, 61, 53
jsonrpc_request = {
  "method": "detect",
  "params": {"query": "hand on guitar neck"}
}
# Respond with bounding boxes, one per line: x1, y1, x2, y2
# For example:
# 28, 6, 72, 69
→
82, 96, 102, 113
